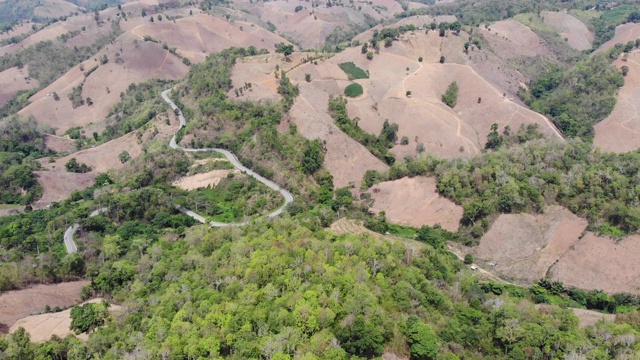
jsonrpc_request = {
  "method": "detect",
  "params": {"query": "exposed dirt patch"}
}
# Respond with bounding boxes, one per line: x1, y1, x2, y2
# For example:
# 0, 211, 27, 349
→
594, 51, 640, 152
549, 232, 640, 293
43, 134, 76, 153
32, 171, 96, 209
172, 169, 240, 191
473, 206, 588, 285
541, 11, 594, 51
0, 281, 89, 332
0, 66, 39, 107
367, 176, 463, 232
9, 298, 122, 342
571, 308, 615, 328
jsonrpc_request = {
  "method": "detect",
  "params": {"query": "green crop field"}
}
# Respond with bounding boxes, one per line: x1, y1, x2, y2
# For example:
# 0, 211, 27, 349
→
344, 83, 364, 97
338, 62, 369, 79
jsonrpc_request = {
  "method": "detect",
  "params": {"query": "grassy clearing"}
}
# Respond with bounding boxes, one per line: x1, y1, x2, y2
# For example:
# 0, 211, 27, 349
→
338, 62, 369, 79
344, 83, 363, 97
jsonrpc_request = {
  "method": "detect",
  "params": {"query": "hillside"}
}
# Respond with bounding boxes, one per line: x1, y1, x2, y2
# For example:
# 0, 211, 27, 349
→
5, 1, 640, 359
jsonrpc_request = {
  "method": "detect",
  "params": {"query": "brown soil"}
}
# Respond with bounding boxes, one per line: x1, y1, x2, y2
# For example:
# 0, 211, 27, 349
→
9, 298, 121, 342
0, 66, 39, 107
43, 134, 76, 154
473, 206, 588, 285
571, 308, 615, 328
129, 14, 291, 64
32, 171, 96, 209
20, 34, 188, 134
39, 131, 143, 174
367, 176, 463, 232
594, 52, 640, 152
549, 232, 640, 293
172, 169, 240, 191
0, 281, 89, 332
480, 20, 555, 59
541, 11, 594, 51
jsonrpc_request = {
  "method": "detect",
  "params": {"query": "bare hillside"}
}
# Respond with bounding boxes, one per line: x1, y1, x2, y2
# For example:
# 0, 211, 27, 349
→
541, 11, 594, 51
594, 51, 640, 152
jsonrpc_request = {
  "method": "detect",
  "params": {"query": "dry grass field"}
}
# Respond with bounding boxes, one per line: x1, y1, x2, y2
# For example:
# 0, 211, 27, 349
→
9, 298, 121, 343
0, 66, 38, 107
594, 50, 640, 152
472, 206, 588, 284
0, 281, 89, 333
368, 177, 463, 232
541, 11, 594, 51
549, 232, 640, 294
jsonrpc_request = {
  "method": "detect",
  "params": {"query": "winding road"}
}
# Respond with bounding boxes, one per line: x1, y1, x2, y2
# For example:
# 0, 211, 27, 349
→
62, 89, 294, 254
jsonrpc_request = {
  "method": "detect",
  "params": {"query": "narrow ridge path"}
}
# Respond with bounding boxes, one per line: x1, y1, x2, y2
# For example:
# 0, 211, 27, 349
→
62, 89, 294, 254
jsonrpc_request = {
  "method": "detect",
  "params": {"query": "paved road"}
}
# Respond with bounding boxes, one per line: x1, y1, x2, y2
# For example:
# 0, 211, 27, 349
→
63, 208, 107, 254
162, 88, 294, 227
63, 90, 294, 253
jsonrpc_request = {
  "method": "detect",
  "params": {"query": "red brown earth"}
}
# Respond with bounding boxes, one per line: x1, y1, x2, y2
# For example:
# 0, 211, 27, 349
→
368, 177, 463, 232
0, 66, 39, 107
549, 232, 640, 294
0, 281, 89, 333
541, 11, 594, 51
594, 50, 640, 152
471, 206, 588, 284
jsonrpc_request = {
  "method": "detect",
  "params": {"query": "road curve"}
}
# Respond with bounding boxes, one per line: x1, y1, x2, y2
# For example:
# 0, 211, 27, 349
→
63, 90, 294, 253
161, 88, 294, 226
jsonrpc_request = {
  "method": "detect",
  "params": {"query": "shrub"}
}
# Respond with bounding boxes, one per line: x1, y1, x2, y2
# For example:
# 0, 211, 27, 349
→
441, 81, 458, 108
344, 83, 363, 97
338, 62, 369, 79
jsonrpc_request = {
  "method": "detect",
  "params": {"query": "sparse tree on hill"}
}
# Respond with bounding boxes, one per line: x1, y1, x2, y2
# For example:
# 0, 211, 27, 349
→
441, 81, 458, 108
366, 51, 374, 60
622, 65, 630, 76
440, 56, 445, 64
119, 151, 131, 163
275, 42, 294, 60
149, 16, 154, 22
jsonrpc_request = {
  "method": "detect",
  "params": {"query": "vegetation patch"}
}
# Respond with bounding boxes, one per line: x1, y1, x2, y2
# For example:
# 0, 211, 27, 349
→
338, 62, 369, 79
174, 175, 282, 223
329, 95, 397, 165
344, 83, 363, 97
519, 53, 624, 140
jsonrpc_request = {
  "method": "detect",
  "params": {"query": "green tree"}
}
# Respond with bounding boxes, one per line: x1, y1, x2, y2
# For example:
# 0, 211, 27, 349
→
406, 321, 439, 360
441, 81, 458, 108
335, 315, 385, 358
70, 302, 110, 334
275, 42, 294, 58
302, 139, 324, 175
118, 150, 131, 163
